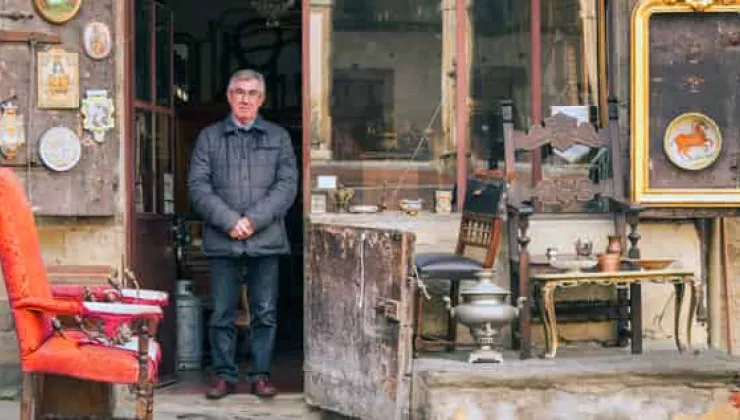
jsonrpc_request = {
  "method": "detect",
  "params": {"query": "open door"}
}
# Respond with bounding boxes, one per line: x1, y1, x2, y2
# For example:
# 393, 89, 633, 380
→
304, 224, 415, 419
127, 0, 178, 383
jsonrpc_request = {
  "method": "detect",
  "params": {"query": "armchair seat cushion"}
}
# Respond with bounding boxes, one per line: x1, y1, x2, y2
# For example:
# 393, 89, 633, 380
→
415, 252, 483, 280
23, 331, 159, 384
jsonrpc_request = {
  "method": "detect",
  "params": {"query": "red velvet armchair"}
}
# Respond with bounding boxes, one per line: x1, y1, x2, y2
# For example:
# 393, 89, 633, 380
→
0, 168, 166, 420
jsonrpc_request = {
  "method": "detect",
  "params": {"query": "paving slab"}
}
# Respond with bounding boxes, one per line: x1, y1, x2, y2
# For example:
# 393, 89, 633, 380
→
0, 393, 349, 419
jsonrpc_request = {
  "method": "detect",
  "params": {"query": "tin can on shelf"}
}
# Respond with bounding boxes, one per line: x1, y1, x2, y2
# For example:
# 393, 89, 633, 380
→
435, 190, 452, 214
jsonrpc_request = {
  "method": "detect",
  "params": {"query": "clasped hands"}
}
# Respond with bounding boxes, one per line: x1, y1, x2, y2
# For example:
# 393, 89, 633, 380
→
229, 217, 254, 240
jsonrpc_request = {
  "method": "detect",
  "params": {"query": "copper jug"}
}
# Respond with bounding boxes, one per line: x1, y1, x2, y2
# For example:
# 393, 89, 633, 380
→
606, 235, 623, 255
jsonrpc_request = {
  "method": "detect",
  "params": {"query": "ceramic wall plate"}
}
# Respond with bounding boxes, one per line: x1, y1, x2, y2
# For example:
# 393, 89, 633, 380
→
34, 0, 82, 24
83, 21, 112, 60
663, 112, 722, 171
39, 126, 82, 172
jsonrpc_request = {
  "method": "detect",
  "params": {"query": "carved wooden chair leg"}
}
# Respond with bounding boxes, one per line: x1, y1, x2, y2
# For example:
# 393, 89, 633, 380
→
20, 372, 34, 420
135, 325, 151, 420
517, 211, 532, 360
145, 382, 155, 420
413, 284, 424, 356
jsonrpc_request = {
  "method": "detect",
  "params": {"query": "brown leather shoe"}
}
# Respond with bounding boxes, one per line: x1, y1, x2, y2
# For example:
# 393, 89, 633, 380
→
251, 377, 277, 398
205, 379, 235, 400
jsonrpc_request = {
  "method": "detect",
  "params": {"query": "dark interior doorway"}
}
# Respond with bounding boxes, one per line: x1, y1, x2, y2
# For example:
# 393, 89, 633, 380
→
163, 0, 304, 393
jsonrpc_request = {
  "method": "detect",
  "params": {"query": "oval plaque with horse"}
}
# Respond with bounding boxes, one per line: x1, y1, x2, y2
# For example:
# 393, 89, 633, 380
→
663, 112, 722, 171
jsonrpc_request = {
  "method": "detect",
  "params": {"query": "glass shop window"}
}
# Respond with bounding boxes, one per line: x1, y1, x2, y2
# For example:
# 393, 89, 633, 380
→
540, 0, 602, 117
310, 0, 452, 212
468, 0, 532, 170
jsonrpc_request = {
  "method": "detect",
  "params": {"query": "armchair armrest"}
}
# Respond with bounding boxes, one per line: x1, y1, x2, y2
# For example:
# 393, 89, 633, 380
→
15, 297, 81, 315
120, 289, 170, 307
51, 284, 121, 302
82, 302, 163, 322
50, 285, 169, 307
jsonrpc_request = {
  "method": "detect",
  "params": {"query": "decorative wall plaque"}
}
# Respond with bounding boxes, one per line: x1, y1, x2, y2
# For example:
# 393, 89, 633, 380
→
663, 112, 722, 171
33, 0, 82, 24
81, 89, 114, 143
0, 103, 25, 160
83, 21, 112, 60
631, 0, 740, 206
38, 126, 82, 172
37, 48, 79, 109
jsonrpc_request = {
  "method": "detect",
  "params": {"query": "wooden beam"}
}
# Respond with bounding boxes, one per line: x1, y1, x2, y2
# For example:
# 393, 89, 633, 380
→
0, 30, 61, 44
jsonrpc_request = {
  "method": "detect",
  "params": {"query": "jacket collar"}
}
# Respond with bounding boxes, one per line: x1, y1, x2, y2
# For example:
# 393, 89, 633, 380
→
223, 114, 267, 134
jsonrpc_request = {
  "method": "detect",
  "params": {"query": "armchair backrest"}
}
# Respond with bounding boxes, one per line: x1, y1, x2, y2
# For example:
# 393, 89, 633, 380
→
456, 176, 506, 268
502, 97, 625, 214
0, 169, 54, 358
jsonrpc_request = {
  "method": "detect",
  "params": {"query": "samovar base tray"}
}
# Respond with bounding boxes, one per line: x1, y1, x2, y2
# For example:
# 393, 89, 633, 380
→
469, 348, 504, 364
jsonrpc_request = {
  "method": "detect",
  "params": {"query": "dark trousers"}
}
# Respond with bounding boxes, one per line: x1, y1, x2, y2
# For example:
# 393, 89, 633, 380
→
209, 255, 279, 384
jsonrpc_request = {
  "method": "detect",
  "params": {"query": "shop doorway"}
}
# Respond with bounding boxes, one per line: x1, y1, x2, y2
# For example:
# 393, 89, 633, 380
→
127, 0, 304, 392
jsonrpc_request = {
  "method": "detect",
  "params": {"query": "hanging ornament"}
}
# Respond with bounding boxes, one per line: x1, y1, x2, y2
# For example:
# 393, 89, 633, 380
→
0, 103, 26, 160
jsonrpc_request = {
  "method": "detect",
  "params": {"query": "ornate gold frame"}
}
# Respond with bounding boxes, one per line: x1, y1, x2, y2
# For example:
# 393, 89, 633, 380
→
33, 0, 82, 24
630, 0, 740, 207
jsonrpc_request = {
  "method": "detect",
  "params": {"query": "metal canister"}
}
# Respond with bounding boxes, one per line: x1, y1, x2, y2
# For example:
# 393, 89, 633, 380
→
175, 279, 202, 370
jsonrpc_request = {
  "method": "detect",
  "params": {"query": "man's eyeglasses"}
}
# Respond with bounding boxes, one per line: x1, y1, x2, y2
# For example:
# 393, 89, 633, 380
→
230, 88, 262, 98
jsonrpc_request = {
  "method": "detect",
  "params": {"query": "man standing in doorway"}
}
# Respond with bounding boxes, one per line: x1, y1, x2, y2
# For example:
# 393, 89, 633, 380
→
188, 69, 298, 399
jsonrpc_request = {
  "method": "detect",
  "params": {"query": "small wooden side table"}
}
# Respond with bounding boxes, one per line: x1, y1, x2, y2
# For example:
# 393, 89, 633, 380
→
531, 269, 698, 359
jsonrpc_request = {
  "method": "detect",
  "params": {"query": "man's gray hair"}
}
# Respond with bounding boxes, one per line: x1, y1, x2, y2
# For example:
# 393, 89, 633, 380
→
227, 69, 265, 93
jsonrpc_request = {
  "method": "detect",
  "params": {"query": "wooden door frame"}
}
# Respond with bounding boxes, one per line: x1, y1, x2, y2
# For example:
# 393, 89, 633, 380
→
123, 0, 176, 267
124, 0, 134, 267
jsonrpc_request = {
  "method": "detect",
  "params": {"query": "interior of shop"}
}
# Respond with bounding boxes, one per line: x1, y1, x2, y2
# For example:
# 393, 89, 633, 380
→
130, 0, 304, 393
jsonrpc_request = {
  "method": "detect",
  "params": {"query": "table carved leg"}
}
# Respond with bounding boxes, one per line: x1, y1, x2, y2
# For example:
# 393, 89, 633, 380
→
687, 277, 699, 351
673, 277, 699, 352
540, 284, 558, 359
674, 282, 685, 352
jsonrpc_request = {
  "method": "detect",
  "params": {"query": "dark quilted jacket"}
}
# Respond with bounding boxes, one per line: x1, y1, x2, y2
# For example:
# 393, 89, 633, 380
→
187, 115, 298, 257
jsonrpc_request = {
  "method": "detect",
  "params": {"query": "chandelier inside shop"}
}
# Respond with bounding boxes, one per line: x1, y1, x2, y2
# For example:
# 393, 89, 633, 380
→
248, 0, 296, 27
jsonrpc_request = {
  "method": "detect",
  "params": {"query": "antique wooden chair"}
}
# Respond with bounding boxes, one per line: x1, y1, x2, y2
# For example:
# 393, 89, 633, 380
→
413, 174, 506, 354
501, 98, 644, 359
0, 168, 165, 420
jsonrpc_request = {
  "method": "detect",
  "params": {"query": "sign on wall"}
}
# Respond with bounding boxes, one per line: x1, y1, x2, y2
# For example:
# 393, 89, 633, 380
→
37, 48, 80, 109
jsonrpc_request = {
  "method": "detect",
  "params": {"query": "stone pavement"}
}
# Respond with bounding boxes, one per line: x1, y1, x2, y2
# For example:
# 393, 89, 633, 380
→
0, 393, 347, 419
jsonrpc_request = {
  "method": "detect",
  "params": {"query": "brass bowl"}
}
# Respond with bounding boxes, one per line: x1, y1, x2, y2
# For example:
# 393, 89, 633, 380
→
634, 259, 674, 270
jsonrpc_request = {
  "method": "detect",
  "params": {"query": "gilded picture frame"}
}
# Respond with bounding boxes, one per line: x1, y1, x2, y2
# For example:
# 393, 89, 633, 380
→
33, 0, 83, 24
37, 48, 80, 109
630, 0, 740, 207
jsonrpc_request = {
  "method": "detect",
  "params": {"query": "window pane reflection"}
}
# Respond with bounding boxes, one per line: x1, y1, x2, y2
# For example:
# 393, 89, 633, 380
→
134, 0, 152, 102
541, 0, 600, 115
312, 0, 451, 211
469, 0, 531, 170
